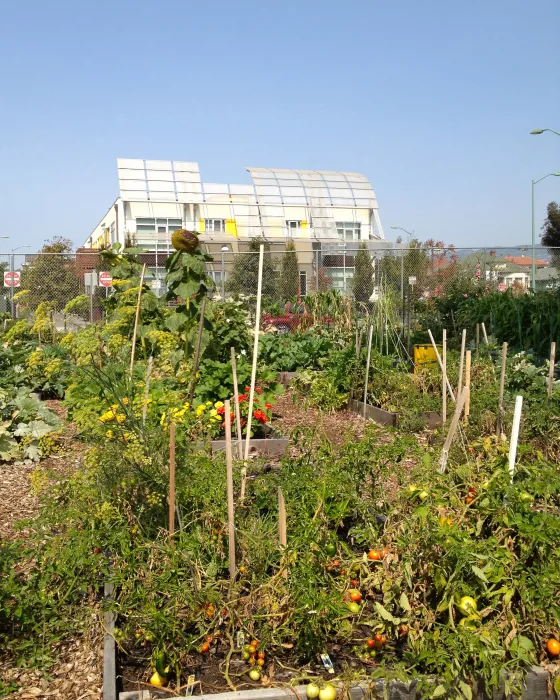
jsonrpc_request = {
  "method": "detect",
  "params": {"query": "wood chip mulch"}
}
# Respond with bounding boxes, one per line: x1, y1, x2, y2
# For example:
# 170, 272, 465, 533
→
0, 401, 103, 700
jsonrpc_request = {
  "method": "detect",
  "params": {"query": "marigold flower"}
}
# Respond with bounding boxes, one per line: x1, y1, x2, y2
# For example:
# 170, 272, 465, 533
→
214, 401, 224, 409
253, 409, 268, 424
265, 403, 273, 409
116, 414, 126, 423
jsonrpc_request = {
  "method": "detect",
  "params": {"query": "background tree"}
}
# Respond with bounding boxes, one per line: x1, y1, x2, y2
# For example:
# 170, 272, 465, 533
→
20, 237, 80, 311
227, 237, 277, 297
352, 242, 374, 303
541, 201, 560, 269
278, 240, 299, 299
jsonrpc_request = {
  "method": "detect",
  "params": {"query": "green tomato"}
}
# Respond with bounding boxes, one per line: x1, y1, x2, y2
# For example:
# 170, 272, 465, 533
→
458, 595, 478, 616
325, 542, 337, 557
306, 682, 321, 699
348, 602, 360, 614
418, 490, 429, 500
407, 485, 418, 494
242, 651, 250, 660
249, 668, 261, 682
319, 684, 337, 700
520, 492, 533, 503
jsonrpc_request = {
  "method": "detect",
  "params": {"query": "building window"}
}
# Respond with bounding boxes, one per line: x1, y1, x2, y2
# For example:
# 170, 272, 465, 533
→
204, 219, 226, 233
136, 218, 183, 234
336, 222, 361, 241
324, 267, 354, 291
286, 220, 302, 236
299, 270, 307, 296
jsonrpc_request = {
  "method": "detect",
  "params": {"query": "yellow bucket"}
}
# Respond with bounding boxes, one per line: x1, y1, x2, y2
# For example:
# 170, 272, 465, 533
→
413, 344, 441, 373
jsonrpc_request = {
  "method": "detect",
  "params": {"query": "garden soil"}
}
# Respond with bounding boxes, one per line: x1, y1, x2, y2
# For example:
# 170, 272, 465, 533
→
0, 401, 104, 700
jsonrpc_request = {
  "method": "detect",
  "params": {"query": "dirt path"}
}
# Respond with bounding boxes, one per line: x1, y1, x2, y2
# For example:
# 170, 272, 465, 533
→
0, 401, 104, 700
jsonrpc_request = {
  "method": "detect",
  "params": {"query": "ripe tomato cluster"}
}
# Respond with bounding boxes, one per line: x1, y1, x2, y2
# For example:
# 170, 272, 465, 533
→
325, 559, 346, 576
465, 486, 476, 504
199, 634, 215, 654
241, 639, 265, 681
367, 546, 389, 561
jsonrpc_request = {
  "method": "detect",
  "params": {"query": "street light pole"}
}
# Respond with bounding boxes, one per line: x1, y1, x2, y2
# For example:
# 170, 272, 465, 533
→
531, 173, 560, 291
9, 245, 30, 316
391, 226, 414, 332
531, 128, 560, 137
220, 245, 229, 299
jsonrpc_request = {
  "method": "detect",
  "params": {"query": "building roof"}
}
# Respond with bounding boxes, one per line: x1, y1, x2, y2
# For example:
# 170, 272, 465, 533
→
503, 255, 548, 268
535, 266, 560, 281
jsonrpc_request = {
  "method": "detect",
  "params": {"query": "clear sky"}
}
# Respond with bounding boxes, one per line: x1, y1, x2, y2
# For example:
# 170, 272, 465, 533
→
0, 0, 559, 251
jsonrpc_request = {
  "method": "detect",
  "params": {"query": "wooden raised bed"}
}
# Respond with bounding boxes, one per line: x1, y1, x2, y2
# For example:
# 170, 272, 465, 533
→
117, 665, 556, 700
276, 371, 298, 385
348, 399, 443, 430
210, 437, 289, 456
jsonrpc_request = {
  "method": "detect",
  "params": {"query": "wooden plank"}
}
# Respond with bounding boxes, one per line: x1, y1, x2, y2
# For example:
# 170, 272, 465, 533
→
225, 400, 236, 578
129, 264, 146, 380
548, 341, 556, 399
348, 399, 398, 427
168, 423, 176, 547
103, 582, 116, 700
212, 438, 289, 456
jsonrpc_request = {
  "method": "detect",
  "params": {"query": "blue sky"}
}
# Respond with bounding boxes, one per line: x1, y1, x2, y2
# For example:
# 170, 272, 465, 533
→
0, 0, 559, 251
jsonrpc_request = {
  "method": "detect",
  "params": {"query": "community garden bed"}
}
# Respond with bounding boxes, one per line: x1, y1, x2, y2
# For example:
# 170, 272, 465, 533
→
1, 236, 560, 700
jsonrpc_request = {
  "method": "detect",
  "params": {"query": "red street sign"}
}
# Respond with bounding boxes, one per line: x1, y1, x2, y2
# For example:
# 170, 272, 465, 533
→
4, 271, 20, 288
99, 271, 113, 287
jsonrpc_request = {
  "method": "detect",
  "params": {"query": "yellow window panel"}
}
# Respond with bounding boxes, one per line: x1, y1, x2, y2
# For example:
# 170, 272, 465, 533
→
225, 219, 238, 237
301, 220, 308, 228
199, 218, 205, 232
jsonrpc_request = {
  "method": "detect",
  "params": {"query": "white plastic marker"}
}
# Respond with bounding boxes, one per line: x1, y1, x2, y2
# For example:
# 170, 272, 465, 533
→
427, 329, 456, 401
243, 245, 265, 496
508, 395, 523, 480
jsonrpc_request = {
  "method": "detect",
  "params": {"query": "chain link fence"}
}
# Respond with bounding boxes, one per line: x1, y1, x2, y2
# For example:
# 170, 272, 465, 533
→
1, 245, 559, 329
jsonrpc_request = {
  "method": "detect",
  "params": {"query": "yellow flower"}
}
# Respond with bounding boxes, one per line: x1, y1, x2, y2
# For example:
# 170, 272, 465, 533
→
214, 401, 224, 409
209, 409, 218, 417
206, 401, 212, 406
105, 430, 114, 438
111, 404, 119, 411
160, 412, 167, 426
116, 414, 126, 423
195, 405, 206, 417
122, 398, 129, 405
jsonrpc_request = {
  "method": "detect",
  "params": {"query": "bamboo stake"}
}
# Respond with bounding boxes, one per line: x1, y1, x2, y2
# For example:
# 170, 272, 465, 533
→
457, 329, 466, 398
188, 296, 207, 404
363, 324, 374, 418
508, 395, 523, 480
438, 387, 469, 473
230, 347, 243, 459
464, 351, 471, 422
427, 329, 456, 401
129, 264, 146, 380
224, 400, 236, 578
548, 342, 556, 399
142, 356, 154, 427
496, 342, 507, 439
242, 245, 265, 497
168, 423, 176, 547
481, 322, 495, 374
481, 322, 489, 346
442, 329, 447, 423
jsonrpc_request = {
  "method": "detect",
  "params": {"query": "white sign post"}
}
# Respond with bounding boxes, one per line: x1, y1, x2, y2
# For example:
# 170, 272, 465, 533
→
408, 275, 417, 286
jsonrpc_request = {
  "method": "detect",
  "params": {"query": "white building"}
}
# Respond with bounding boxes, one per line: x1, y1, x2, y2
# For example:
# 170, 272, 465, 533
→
85, 159, 389, 292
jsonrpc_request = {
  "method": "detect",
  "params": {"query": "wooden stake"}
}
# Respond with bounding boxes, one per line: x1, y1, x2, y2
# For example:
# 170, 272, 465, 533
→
496, 342, 507, 439
427, 329, 456, 401
129, 264, 146, 380
363, 324, 374, 417
278, 487, 287, 578
457, 329, 466, 398
168, 423, 176, 547
481, 322, 495, 374
439, 387, 469, 473
188, 296, 207, 404
476, 323, 480, 360
548, 342, 556, 399
225, 400, 236, 578
278, 487, 287, 547
464, 350, 471, 422
230, 347, 243, 459
142, 356, 154, 427
508, 395, 523, 480
481, 322, 489, 346
244, 245, 265, 462
442, 329, 447, 423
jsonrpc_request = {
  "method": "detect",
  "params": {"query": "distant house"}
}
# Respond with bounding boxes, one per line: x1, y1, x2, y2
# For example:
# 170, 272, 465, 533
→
535, 266, 560, 291
503, 255, 549, 269
458, 252, 532, 289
